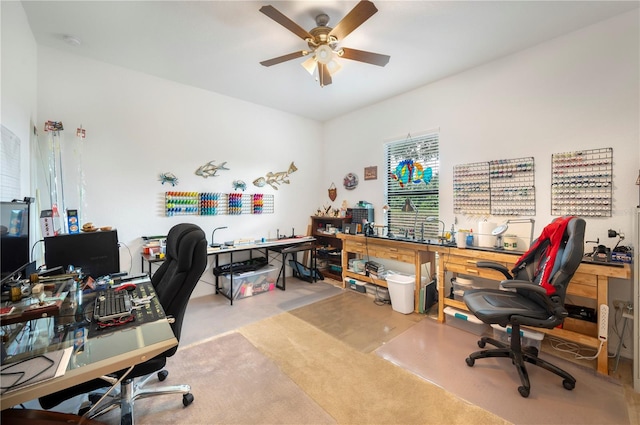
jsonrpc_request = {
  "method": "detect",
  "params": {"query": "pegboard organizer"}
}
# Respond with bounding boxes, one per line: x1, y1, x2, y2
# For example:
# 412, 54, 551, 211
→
551, 147, 613, 217
453, 157, 535, 216
164, 192, 274, 216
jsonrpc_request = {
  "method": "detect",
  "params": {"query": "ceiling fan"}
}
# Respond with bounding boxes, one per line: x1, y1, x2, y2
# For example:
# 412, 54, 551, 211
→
259, 0, 390, 87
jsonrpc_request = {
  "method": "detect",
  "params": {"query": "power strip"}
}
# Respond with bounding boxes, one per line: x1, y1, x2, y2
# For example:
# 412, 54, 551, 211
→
598, 304, 609, 342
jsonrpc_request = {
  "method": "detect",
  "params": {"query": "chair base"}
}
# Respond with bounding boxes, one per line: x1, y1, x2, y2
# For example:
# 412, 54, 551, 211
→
465, 333, 576, 398
85, 371, 194, 425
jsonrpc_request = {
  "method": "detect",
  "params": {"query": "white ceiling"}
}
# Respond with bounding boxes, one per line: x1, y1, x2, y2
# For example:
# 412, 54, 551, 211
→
21, 1, 639, 122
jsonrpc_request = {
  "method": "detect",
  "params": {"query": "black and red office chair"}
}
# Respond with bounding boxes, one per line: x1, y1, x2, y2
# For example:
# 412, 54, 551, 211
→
462, 216, 586, 397
40, 223, 207, 424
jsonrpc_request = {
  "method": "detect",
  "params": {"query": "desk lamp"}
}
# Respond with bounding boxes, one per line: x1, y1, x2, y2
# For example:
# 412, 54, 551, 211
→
401, 198, 418, 239
491, 219, 535, 249
426, 216, 445, 242
210, 226, 228, 247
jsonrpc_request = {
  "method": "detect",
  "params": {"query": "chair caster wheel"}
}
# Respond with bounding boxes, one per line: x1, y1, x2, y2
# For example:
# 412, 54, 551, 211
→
477, 340, 486, 348
563, 380, 575, 391
158, 370, 169, 381
524, 346, 539, 357
465, 357, 475, 367
183, 393, 194, 406
518, 386, 530, 398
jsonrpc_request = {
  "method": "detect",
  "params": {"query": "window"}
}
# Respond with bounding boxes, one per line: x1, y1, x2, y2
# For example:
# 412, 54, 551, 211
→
384, 132, 440, 239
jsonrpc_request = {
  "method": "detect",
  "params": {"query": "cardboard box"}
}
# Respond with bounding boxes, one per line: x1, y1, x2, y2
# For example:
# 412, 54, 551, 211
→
40, 210, 60, 237
67, 209, 79, 234
611, 251, 632, 264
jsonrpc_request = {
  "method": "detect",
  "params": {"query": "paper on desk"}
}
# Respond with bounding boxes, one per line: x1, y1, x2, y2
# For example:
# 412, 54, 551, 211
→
0, 347, 72, 394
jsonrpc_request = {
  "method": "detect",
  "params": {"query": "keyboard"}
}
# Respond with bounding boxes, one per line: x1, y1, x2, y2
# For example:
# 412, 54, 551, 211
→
94, 289, 133, 322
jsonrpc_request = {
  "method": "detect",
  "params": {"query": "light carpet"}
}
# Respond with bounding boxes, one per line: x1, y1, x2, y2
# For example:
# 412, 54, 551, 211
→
108, 332, 336, 425
239, 312, 508, 425
288, 290, 422, 353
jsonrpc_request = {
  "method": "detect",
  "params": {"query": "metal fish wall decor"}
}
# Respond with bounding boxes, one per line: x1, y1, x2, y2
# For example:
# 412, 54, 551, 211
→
253, 161, 298, 190
195, 161, 230, 178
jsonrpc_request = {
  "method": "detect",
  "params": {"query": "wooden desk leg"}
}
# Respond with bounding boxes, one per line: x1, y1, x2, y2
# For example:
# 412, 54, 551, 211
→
437, 253, 446, 323
597, 275, 609, 375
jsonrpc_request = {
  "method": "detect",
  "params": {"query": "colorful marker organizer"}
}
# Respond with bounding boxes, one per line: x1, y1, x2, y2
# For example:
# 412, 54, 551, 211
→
164, 192, 274, 216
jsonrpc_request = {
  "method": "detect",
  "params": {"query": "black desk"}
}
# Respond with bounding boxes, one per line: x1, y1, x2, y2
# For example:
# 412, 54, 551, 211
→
0, 277, 177, 409
267, 241, 317, 290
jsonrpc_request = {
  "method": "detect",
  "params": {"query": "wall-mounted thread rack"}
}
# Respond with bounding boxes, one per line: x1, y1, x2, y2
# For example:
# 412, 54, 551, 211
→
489, 157, 535, 216
453, 161, 491, 215
164, 192, 274, 216
551, 147, 612, 217
453, 157, 535, 216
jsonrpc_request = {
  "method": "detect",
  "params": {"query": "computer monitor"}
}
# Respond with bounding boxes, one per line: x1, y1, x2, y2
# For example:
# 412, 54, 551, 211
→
44, 230, 120, 278
0, 200, 31, 282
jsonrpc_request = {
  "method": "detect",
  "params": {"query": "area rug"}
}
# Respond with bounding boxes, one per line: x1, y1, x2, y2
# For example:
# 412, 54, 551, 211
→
288, 291, 423, 353
106, 332, 336, 425
239, 312, 508, 425
376, 317, 630, 425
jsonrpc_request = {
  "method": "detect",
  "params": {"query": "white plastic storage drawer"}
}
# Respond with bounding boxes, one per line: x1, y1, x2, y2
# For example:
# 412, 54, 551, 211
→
491, 324, 544, 351
444, 306, 490, 336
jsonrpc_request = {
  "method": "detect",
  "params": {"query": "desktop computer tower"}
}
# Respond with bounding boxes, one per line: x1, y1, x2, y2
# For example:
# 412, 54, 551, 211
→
44, 230, 120, 278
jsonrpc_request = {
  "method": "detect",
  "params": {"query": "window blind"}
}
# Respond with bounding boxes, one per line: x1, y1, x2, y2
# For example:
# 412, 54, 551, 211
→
384, 132, 440, 239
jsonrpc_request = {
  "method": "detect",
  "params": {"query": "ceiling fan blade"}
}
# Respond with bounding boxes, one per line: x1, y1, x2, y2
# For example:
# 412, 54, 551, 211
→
340, 47, 390, 67
318, 63, 332, 87
260, 5, 313, 41
260, 51, 308, 67
329, 0, 378, 41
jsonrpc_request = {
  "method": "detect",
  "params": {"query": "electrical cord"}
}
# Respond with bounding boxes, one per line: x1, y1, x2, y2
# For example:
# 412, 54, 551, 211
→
30, 239, 44, 262
547, 335, 604, 360
118, 241, 133, 275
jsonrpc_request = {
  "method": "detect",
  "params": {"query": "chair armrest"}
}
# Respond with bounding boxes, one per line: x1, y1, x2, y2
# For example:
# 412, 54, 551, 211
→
476, 261, 513, 280
501, 280, 547, 295
501, 280, 566, 317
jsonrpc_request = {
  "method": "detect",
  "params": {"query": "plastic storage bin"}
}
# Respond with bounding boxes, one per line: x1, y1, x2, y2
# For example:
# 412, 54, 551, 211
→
491, 324, 544, 351
386, 273, 415, 314
219, 265, 277, 300
444, 306, 490, 336
345, 277, 366, 293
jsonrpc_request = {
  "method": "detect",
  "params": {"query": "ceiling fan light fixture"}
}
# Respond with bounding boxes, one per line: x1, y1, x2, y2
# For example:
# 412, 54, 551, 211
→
326, 58, 342, 75
315, 44, 334, 65
301, 56, 317, 75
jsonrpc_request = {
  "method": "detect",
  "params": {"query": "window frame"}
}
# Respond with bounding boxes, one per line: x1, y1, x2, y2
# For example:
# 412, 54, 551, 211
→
384, 131, 440, 240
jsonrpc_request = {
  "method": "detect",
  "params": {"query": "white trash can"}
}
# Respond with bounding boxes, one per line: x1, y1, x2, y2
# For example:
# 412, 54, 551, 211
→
386, 273, 415, 314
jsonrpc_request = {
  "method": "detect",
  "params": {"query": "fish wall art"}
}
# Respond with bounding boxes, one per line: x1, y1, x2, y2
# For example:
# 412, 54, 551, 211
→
253, 161, 298, 190
195, 161, 230, 178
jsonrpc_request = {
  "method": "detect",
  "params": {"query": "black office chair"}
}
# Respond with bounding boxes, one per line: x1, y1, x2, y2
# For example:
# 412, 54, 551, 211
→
462, 216, 585, 398
40, 223, 207, 424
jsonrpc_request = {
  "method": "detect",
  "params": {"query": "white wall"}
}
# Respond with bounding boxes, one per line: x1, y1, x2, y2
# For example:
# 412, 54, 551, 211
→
323, 10, 639, 358
0, 1, 38, 200
35, 47, 323, 297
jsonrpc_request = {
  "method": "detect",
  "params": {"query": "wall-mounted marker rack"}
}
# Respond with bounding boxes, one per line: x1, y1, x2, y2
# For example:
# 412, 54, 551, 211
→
164, 192, 274, 216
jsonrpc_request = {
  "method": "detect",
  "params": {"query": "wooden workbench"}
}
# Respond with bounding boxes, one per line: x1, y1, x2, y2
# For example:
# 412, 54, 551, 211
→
338, 234, 631, 375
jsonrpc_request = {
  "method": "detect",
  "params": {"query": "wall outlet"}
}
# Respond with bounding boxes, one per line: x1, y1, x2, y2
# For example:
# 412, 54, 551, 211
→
599, 304, 609, 341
